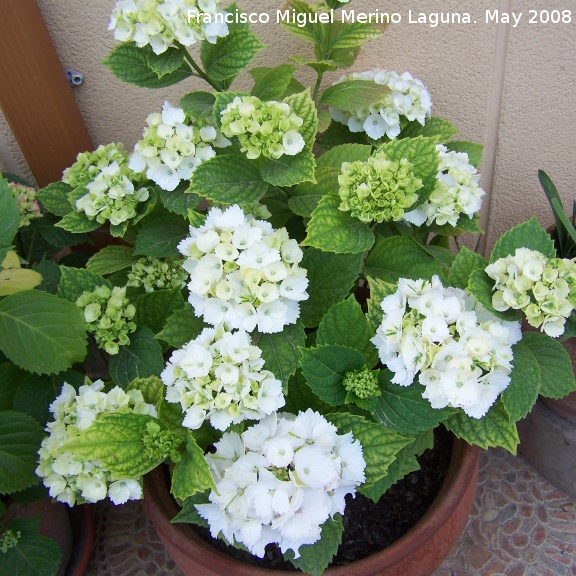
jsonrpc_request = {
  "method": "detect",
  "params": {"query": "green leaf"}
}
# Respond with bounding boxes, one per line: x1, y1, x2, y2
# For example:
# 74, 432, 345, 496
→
171, 491, 210, 526
317, 110, 331, 133
157, 400, 186, 440
156, 304, 206, 348
179, 91, 216, 122
520, 331, 576, 399
450, 246, 488, 290
36, 181, 73, 217
58, 266, 110, 303
13, 373, 61, 427
364, 236, 448, 284
212, 91, 249, 129
317, 121, 368, 151
317, 296, 378, 367
171, 435, 216, 501
280, 0, 324, 44
366, 276, 398, 333
127, 376, 165, 408
250, 64, 297, 100
300, 345, 365, 405
302, 194, 374, 254
283, 89, 318, 150
400, 117, 459, 142
261, 151, 316, 187
0, 178, 21, 245
317, 143, 372, 169
66, 412, 163, 477
0, 411, 44, 493
327, 21, 382, 50
289, 167, 339, 218
368, 376, 456, 435
103, 42, 192, 88
445, 400, 519, 454
490, 216, 556, 262
146, 47, 185, 78
86, 246, 138, 276
467, 269, 521, 322
108, 327, 164, 388
300, 249, 364, 327
0, 291, 87, 375
285, 516, 343, 576
55, 211, 101, 234
134, 210, 189, 258
32, 257, 61, 294
160, 186, 200, 218
188, 155, 267, 206
201, 29, 265, 82
320, 80, 389, 112
283, 370, 335, 415
327, 412, 413, 486
0, 362, 24, 410
446, 140, 484, 167
135, 289, 185, 335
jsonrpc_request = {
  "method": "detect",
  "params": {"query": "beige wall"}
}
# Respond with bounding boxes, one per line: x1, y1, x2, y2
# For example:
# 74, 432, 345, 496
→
1, 0, 575, 254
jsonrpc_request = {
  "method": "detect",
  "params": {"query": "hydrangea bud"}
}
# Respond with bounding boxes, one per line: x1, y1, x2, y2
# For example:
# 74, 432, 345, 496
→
343, 367, 381, 399
8, 182, 43, 227
127, 257, 187, 293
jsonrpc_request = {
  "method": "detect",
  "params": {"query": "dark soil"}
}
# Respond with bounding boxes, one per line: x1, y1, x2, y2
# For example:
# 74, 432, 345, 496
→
192, 427, 453, 571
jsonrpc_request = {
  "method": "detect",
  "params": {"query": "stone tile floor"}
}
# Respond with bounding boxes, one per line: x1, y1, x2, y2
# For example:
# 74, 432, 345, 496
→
85, 447, 576, 576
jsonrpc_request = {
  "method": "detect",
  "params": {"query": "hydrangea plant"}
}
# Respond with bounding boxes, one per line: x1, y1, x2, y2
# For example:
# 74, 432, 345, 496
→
1, 1, 575, 575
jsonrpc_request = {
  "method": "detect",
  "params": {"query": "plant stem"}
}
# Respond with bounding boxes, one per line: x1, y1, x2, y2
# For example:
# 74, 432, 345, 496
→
177, 44, 223, 91
313, 70, 324, 104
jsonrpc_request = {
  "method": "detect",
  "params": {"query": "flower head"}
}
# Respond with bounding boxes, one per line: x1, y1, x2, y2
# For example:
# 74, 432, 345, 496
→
126, 257, 187, 292
7, 182, 42, 227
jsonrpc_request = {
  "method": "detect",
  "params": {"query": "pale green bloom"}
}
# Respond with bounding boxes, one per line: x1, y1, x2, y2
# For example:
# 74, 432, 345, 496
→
63, 143, 127, 188
8, 182, 42, 227
0, 529, 22, 553
127, 257, 187, 293
343, 367, 381, 399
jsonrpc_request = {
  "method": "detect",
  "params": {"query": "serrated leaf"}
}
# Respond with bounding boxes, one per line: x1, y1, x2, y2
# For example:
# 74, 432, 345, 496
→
320, 80, 389, 112
13, 373, 61, 427
317, 121, 368, 151
0, 362, 24, 410
467, 269, 521, 322
0, 526, 61, 576
283, 89, 318, 150
0, 178, 21, 245
156, 304, 206, 348
171, 491, 210, 526
490, 216, 556, 262
445, 400, 519, 454
146, 47, 185, 78
400, 116, 459, 142
58, 266, 110, 303
133, 210, 189, 258
0, 291, 87, 375
300, 249, 363, 327
108, 327, 164, 388
135, 289, 185, 335
103, 42, 192, 88
284, 516, 343, 576
327, 412, 413, 486
327, 21, 382, 50
127, 376, 165, 408
288, 167, 340, 218
179, 91, 216, 121
201, 29, 264, 82
0, 267, 42, 296
317, 143, 372, 168
424, 214, 483, 237
450, 246, 488, 290
188, 155, 267, 205
317, 110, 331, 133
366, 276, 398, 333
283, 370, 335, 415
0, 411, 44, 493
280, 0, 324, 44
250, 64, 297, 100
158, 400, 187, 439
261, 151, 316, 187
317, 296, 378, 367
364, 236, 447, 284
171, 435, 216, 501
66, 412, 163, 477
86, 246, 137, 276
368, 376, 456, 435
55, 211, 100, 234
446, 140, 484, 167
302, 194, 374, 254
160, 185, 200, 218
300, 345, 365, 405
31, 257, 61, 294
36, 181, 73, 217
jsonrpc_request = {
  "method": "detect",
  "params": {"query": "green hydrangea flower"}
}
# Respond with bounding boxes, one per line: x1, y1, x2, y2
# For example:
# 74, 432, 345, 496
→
63, 143, 128, 189
127, 257, 187, 293
343, 366, 381, 399
8, 182, 42, 227
338, 154, 423, 223
220, 96, 305, 160
142, 421, 182, 463
0, 529, 22, 553
76, 285, 136, 355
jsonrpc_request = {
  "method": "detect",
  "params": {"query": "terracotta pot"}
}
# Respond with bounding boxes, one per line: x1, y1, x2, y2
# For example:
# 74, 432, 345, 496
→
541, 337, 576, 423
142, 438, 479, 576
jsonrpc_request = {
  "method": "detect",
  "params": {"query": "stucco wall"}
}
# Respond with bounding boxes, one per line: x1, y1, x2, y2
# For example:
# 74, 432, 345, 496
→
1, 0, 575, 255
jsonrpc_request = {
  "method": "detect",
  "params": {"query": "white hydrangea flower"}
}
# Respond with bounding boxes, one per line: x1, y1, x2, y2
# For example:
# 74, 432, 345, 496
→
161, 326, 285, 431
195, 410, 366, 558
129, 101, 230, 191
329, 69, 432, 140
178, 205, 309, 334
109, 0, 229, 54
403, 144, 485, 227
36, 380, 157, 506
485, 249, 576, 337
371, 276, 522, 418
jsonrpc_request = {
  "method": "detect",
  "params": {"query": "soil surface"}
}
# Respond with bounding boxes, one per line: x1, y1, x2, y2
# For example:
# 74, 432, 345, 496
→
192, 427, 453, 571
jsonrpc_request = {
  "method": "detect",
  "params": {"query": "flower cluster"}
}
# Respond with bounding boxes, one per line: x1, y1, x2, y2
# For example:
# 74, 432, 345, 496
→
343, 367, 381, 399
108, 0, 229, 54
403, 144, 485, 227
485, 248, 576, 337
178, 205, 309, 333
129, 101, 229, 191
8, 181, 42, 227
371, 276, 522, 418
36, 380, 157, 506
162, 326, 285, 431
0, 530, 21, 553
330, 69, 432, 140
62, 143, 127, 189
76, 285, 136, 355
220, 96, 306, 159
196, 410, 366, 558
126, 257, 187, 293
338, 154, 423, 223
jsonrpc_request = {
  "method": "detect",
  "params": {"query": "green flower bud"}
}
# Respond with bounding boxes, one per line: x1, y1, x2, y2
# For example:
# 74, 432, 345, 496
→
126, 257, 187, 293
343, 366, 381, 399
0, 529, 22, 553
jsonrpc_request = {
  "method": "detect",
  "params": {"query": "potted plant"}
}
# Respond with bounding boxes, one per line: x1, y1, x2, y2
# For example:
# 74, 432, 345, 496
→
1, 1, 575, 575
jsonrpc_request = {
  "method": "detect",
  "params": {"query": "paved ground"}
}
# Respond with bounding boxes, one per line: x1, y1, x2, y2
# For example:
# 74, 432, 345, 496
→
85, 447, 576, 576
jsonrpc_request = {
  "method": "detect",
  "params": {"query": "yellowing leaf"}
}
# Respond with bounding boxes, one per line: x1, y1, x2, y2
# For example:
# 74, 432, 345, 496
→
0, 268, 42, 296
1, 251, 21, 269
